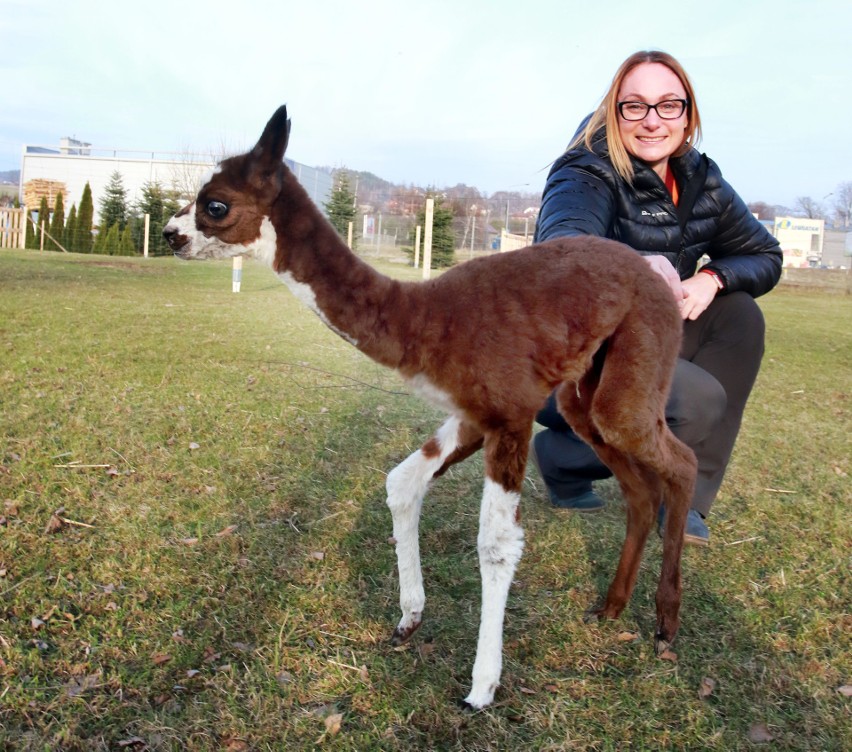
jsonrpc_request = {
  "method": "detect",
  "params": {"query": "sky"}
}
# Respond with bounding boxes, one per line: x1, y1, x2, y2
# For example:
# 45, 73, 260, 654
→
1, 0, 850, 210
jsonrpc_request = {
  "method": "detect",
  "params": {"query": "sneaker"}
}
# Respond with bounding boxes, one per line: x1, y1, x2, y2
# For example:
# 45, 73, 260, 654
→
549, 489, 606, 513
658, 507, 709, 546
528, 435, 605, 512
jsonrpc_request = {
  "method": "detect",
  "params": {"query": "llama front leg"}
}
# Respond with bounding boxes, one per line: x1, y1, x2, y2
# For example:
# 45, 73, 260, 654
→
464, 477, 525, 709
386, 416, 468, 644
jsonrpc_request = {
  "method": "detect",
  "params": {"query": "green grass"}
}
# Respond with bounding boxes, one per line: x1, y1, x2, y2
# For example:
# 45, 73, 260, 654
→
1, 249, 849, 750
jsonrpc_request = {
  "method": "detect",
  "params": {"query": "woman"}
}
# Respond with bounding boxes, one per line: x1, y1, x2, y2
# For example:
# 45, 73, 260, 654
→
531, 50, 782, 545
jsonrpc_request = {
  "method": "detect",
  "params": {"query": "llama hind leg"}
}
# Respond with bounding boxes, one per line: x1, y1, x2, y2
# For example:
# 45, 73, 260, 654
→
555, 381, 656, 620
590, 449, 662, 621
655, 433, 695, 650
581, 323, 695, 647
464, 429, 528, 709
386, 416, 482, 644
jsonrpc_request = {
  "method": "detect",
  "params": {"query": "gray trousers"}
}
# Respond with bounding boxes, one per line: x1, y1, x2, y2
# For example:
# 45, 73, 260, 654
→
533, 292, 766, 516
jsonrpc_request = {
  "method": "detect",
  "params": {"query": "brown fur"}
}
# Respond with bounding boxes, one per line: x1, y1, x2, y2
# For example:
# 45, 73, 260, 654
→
165, 106, 697, 698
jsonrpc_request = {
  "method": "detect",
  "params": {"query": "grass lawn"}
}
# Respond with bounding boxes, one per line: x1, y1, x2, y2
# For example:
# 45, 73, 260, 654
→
1, 249, 849, 750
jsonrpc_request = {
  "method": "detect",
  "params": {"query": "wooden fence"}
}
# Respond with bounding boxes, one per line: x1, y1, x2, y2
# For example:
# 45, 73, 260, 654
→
0, 207, 26, 249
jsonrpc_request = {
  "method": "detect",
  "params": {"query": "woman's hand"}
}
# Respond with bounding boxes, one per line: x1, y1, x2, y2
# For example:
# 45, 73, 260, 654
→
643, 255, 685, 304
680, 273, 720, 320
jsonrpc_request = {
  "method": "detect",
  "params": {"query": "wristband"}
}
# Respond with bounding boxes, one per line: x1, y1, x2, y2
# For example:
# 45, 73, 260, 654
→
699, 268, 725, 290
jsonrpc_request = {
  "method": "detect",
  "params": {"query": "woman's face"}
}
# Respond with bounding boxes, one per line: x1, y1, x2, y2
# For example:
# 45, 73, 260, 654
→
616, 62, 688, 180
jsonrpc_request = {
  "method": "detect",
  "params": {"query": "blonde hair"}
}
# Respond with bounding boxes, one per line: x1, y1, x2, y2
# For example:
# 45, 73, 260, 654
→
569, 50, 702, 183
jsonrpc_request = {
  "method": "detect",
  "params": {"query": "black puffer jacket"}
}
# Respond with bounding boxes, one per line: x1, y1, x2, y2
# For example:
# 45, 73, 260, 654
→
534, 126, 782, 297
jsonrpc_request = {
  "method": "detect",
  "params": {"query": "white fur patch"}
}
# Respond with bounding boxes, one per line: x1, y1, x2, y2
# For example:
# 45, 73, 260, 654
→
277, 271, 358, 346
386, 416, 464, 634
465, 477, 524, 709
165, 209, 277, 263
406, 373, 460, 415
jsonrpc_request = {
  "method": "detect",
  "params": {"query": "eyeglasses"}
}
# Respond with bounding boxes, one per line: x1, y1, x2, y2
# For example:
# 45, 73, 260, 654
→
617, 99, 688, 121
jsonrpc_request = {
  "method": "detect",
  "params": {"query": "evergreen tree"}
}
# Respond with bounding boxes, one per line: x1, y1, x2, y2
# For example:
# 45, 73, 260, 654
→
30, 196, 50, 249
133, 181, 180, 256
48, 193, 65, 251
103, 223, 121, 255
75, 182, 94, 253
415, 195, 456, 268
323, 172, 358, 248
65, 204, 78, 251
93, 226, 106, 254
119, 225, 137, 256
99, 170, 128, 232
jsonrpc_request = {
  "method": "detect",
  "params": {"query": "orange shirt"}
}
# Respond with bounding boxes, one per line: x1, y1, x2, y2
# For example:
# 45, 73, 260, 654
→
665, 168, 679, 206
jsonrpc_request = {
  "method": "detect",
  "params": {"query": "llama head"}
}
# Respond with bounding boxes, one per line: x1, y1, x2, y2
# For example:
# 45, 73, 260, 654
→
163, 106, 291, 262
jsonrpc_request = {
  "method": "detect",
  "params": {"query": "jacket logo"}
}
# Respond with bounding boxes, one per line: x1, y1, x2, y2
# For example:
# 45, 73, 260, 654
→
642, 210, 669, 217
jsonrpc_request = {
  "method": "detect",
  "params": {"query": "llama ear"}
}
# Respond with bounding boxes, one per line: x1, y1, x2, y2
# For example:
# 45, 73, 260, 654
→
252, 105, 290, 166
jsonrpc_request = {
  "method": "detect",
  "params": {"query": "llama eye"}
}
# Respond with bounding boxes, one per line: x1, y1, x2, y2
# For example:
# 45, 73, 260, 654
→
206, 200, 229, 219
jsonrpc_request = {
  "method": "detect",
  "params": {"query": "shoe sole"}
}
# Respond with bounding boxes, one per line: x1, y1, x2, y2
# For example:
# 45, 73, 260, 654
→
551, 504, 604, 514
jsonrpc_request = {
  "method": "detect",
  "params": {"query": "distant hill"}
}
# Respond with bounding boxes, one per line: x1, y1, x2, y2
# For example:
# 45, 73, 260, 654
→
0, 170, 20, 185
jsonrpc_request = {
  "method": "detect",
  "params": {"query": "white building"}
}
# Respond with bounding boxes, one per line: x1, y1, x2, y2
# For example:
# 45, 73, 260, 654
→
773, 216, 825, 268
19, 140, 332, 222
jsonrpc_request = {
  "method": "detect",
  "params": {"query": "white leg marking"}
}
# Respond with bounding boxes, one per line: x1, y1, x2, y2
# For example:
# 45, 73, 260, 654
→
464, 478, 524, 709
386, 416, 462, 639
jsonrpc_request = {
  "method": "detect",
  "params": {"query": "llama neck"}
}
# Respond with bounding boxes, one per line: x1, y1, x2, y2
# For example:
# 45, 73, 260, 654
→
266, 169, 418, 369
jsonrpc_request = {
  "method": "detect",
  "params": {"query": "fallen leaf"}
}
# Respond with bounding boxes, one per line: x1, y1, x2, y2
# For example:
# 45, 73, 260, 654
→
617, 630, 640, 642
31, 617, 45, 631
222, 741, 248, 752
359, 664, 369, 682
748, 722, 774, 743
186, 669, 201, 679
519, 686, 537, 695
310, 551, 325, 561
698, 676, 716, 699
544, 684, 560, 693
151, 653, 172, 666
179, 537, 199, 546
64, 674, 100, 697
188, 442, 200, 451
117, 738, 147, 749
324, 713, 343, 736
837, 684, 852, 697
215, 525, 238, 537
834, 466, 848, 477
658, 647, 678, 663
44, 513, 66, 534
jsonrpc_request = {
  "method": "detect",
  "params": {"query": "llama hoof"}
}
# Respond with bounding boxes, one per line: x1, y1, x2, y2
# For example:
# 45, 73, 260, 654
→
390, 618, 422, 646
582, 607, 603, 624
462, 686, 496, 710
654, 636, 677, 660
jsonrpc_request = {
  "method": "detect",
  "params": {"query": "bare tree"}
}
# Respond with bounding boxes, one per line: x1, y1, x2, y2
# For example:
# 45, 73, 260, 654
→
747, 201, 775, 220
793, 196, 825, 219
833, 181, 852, 228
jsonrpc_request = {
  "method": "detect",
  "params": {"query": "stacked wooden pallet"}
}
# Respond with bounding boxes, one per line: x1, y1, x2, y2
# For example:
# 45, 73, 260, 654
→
23, 179, 68, 209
